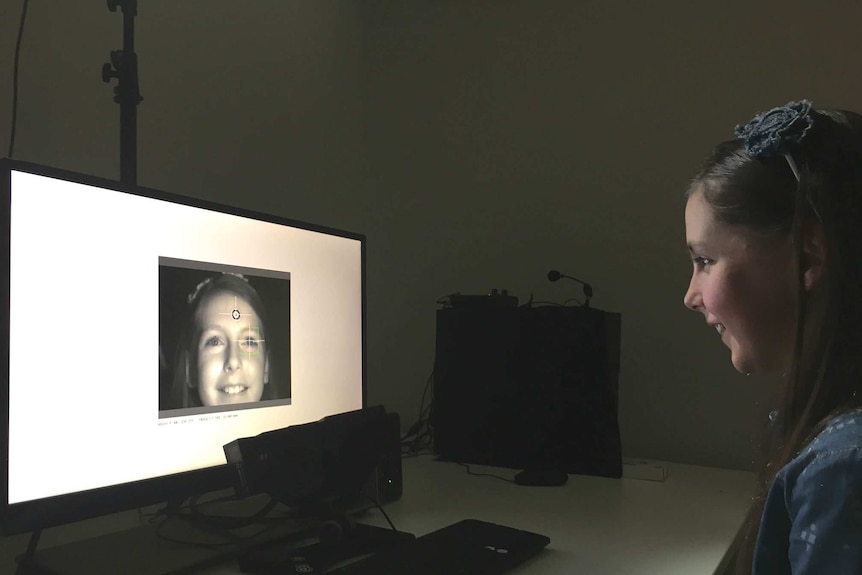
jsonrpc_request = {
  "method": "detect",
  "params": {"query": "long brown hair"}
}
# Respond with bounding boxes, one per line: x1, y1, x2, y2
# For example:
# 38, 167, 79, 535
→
686, 107, 862, 573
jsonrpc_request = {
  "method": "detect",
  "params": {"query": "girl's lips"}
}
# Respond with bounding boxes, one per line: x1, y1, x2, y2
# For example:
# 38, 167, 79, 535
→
219, 384, 248, 395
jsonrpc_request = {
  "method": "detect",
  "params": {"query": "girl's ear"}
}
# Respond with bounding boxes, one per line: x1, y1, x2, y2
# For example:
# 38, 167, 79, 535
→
802, 219, 827, 291
264, 353, 270, 385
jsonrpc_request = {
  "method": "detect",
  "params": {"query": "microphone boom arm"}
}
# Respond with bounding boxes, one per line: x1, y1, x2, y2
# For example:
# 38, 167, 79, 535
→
547, 269, 593, 307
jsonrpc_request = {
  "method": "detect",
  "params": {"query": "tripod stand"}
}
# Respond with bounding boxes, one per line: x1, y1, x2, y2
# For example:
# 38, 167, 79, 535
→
101, 0, 142, 185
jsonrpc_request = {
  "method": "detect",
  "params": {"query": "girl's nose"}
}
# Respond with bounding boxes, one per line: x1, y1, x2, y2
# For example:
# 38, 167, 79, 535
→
225, 342, 242, 371
684, 277, 701, 311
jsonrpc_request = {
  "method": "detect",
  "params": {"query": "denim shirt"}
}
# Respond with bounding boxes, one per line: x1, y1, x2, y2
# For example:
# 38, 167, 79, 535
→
752, 407, 862, 574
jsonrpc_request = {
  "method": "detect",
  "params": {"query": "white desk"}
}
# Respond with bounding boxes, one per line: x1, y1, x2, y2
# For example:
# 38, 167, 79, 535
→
200, 454, 753, 575
16, 455, 754, 575
321, 455, 753, 575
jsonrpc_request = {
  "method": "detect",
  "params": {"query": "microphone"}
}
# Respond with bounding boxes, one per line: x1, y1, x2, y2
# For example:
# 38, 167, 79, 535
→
547, 269, 593, 307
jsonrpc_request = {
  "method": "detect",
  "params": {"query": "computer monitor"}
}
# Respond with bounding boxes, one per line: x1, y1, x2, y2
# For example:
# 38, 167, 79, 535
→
0, 158, 366, 535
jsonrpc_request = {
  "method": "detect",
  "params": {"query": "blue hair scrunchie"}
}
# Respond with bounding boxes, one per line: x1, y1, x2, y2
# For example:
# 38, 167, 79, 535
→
734, 99, 815, 158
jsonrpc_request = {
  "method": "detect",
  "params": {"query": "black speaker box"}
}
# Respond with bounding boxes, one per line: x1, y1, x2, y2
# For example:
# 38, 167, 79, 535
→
433, 306, 622, 478
363, 411, 403, 505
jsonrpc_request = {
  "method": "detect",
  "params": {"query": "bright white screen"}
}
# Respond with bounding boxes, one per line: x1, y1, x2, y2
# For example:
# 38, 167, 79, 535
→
7, 171, 364, 504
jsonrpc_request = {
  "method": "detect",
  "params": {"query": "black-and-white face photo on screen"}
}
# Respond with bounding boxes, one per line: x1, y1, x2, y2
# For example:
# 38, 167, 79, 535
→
159, 258, 292, 417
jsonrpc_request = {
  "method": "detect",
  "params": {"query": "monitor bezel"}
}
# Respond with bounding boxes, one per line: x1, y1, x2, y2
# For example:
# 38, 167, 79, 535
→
0, 157, 368, 535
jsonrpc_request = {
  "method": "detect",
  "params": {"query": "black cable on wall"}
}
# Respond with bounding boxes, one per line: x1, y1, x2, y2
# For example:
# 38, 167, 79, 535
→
8, 0, 30, 158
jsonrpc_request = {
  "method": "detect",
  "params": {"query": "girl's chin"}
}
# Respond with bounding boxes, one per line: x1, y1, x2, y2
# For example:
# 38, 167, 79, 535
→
729, 343, 755, 375
729, 350, 788, 376
731, 361, 753, 375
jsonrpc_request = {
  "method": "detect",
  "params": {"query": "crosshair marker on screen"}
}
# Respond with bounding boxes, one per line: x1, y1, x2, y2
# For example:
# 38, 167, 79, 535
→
217, 296, 266, 358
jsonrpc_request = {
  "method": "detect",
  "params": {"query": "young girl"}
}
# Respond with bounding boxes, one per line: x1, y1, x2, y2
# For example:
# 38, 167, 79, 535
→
174, 272, 271, 408
684, 101, 862, 573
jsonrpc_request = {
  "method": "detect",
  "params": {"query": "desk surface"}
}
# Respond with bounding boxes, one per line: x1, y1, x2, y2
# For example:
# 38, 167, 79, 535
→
17, 455, 755, 575
211, 454, 755, 575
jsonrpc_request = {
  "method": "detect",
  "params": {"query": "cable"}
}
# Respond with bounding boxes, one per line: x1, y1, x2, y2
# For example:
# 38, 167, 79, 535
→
147, 493, 298, 549
456, 462, 515, 484
154, 514, 248, 549
368, 497, 398, 532
414, 370, 434, 438
436, 292, 459, 308
186, 493, 279, 530
8, 0, 29, 158
526, 300, 564, 307
14, 528, 41, 575
401, 369, 436, 457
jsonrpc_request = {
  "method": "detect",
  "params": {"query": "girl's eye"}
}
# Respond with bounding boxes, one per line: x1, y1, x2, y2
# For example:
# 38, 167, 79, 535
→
204, 336, 223, 347
239, 337, 259, 352
693, 256, 713, 270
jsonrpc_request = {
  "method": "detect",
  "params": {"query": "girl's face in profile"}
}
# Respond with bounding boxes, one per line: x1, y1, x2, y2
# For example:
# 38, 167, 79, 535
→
193, 290, 269, 406
683, 189, 798, 375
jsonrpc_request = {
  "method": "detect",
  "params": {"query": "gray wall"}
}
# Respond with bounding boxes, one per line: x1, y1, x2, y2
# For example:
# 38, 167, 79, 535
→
1, 0, 862, 565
